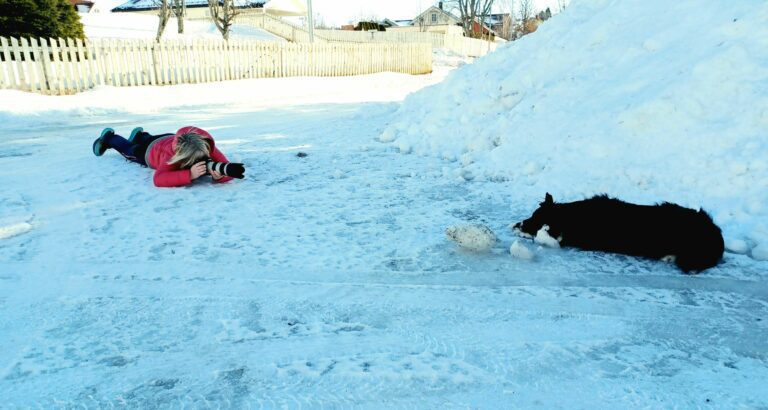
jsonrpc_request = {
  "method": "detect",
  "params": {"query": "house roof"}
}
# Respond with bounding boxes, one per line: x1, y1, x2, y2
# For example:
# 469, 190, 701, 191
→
380, 18, 398, 27
112, 0, 265, 12
413, 5, 461, 25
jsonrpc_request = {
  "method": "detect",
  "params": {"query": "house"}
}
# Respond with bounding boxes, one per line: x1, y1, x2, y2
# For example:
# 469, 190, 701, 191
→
469, 17, 496, 39
395, 2, 499, 39
111, 0, 266, 19
388, 2, 463, 35
412, 2, 461, 28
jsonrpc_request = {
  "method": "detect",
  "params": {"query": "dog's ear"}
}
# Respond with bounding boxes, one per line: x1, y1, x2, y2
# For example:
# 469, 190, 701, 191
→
543, 193, 554, 206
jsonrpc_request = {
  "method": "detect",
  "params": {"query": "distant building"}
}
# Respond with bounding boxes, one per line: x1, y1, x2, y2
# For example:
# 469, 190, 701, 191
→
412, 3, 461, 28
396, 2, 498, 39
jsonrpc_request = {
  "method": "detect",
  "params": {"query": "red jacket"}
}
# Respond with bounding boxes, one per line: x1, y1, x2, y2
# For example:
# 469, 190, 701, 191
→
146, 126, 234, 187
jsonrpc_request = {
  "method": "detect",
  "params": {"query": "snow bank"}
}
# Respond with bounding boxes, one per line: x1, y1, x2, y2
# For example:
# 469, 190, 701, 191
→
381, 0, 768, 260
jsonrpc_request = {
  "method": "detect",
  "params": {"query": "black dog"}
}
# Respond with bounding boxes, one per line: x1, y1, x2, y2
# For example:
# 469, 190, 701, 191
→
513, 193, 724, 273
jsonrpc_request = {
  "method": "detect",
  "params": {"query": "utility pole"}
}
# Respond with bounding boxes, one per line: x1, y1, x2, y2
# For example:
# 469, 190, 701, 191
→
307, 0, 314, 43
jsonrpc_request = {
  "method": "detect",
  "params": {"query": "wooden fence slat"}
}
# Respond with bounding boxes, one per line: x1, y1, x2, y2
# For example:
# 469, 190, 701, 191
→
125, 39, 136, 86
25, 37, 41, 91
74, 38, 90, 89
200, 39, 208, 84
181, 39, 190, 84
134, 39, 142, 85
0, 37, 14, 89
104, 38, 115, 86
171, 39, 179, 84
9, 37, 28, 91
105, 38, 117, 86
63, 38, 80, 92
192, 38, 201, 84
32, 37, 50, 94
143, 40, 154, 86
20, 37, 39, 92
48, 38, 63, 94
26, 37, 42, 93
159, 40, 169, 85
59, 37, 72, 93
132, 38, 143, 85
117, 38, 130, 86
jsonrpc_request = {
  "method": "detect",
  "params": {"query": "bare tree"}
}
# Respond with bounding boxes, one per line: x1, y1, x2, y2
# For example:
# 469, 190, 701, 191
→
208, 0, 239, 40
516, 0, 535, 35
154, 0, 172, 42
557, 0, 569, 13
417, 16, 426, 32
313, 12, 330, 30
517, 0, 532, 23
444, 0, 495, 38
171, 0, 186, 34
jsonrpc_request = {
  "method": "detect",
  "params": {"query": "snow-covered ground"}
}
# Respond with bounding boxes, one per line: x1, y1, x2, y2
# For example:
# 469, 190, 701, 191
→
81, 2, 284, 41
1, 0, 767, 407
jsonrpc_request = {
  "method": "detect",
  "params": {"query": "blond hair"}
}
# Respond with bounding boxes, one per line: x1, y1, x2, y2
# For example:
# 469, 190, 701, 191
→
168, 132, 211, 168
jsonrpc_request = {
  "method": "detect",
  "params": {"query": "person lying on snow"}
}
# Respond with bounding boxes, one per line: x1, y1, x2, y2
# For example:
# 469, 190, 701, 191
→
92, 126, 244, 187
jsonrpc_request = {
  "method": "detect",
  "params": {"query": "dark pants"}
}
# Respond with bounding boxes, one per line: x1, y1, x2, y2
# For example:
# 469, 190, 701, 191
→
105, 131, 173, 166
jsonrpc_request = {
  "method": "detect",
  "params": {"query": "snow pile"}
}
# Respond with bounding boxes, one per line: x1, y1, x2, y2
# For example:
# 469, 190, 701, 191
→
381, 0, 768, 260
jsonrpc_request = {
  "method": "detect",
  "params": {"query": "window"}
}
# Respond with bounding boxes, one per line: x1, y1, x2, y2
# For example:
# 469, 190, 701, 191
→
431, 13, 437, 23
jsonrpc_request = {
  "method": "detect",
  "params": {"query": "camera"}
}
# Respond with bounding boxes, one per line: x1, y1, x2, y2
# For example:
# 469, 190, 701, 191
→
205, 158, 245, 179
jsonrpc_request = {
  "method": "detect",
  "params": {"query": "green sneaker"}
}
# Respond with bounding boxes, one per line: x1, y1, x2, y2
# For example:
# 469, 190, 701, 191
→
128, 127, 144, 144
92, 127, 114, 157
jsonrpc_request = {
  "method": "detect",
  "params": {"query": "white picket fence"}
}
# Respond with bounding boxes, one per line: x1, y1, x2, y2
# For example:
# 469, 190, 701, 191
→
444, 34, 498, 57
0, 36, 432, 95
315, 30, 445, 48
318, 30, 499, 58
233, 12, 499, 58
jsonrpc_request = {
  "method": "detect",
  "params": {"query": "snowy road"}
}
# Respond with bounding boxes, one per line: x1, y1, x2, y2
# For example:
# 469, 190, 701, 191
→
1, 80, 767, 407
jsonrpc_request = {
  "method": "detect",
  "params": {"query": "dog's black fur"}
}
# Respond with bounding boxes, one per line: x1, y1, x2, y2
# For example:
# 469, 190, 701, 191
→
513, 193, 724, 273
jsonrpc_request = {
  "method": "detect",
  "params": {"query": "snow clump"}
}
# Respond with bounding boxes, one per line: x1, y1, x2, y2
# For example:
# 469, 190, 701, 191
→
446, 224, 497, 252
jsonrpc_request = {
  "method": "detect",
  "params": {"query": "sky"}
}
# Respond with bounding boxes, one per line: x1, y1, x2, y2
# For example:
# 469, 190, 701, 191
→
309, 0, 564, 27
